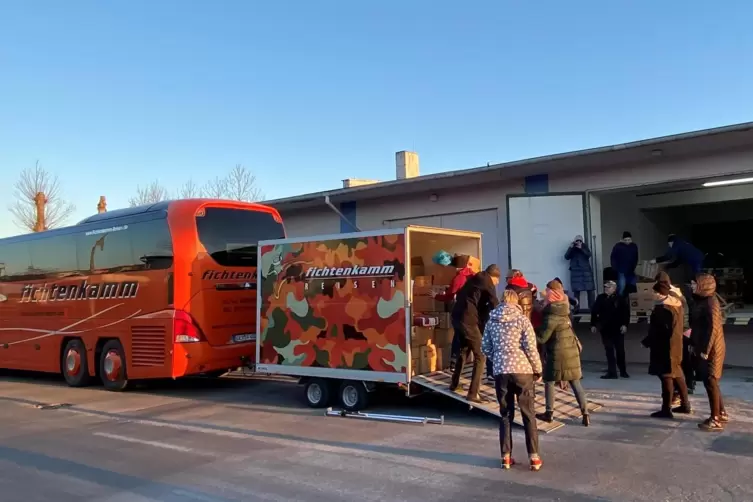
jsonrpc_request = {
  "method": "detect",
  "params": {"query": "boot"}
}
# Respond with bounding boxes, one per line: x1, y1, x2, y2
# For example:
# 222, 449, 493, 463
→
501, 454, 515, 470
650, 409, 674, 419
536, 411, 554, 423
671, 404, 693, 414
600, 373, 618, 380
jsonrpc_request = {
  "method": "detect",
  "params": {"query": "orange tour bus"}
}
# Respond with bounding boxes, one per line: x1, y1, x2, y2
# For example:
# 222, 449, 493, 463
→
0, 199, 285, 390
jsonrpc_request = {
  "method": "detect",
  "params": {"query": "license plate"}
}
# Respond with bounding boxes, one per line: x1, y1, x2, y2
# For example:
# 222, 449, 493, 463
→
232, 333, 256, 343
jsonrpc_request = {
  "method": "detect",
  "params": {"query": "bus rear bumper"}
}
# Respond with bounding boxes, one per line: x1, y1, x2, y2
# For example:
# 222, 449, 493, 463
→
172, 341, 256, 378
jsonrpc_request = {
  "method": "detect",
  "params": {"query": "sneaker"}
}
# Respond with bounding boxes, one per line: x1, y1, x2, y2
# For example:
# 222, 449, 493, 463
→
651, 409, 674, 419
698, 418, 724, 431
600, 373, 619, 380
501, 455, 515, 470
671, 405, 693, 415
719, 411, 730, 423
529, 455, 543, 472
468, 395, 490, 404
535, 411, 554, 423
671, 396, 681, 408
687, 387, 695, 395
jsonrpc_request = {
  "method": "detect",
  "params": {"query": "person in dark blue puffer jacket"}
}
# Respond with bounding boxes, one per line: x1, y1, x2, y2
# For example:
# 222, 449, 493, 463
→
652, 234, 704, 279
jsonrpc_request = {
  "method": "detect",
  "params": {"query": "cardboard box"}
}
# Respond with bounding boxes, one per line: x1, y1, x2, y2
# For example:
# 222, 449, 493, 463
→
468, 256, 481, 273
635, 260, 659, 280
436, 347, 452, 371
410, 257, 425, 278
429, 264, 458, 286
413, 275, 432, 287
411, 356, 421, 376
419, 343, 437, 373
411, 327, 433, 347
433, 328, 454, 348
436, 311, 452, 329
413, 295, 444, 313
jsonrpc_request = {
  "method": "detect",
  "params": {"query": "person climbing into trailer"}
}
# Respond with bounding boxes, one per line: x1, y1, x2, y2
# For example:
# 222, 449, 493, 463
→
651, 234, 705, 281
690, 273, 729, 431
610, 231, 639, 296
433, 253, 475, 371
535, 280, 590, 427
482, 289, 543, 471
641, 278, 692, 419
552, 277, 580, 323
564, 235, 595, 311
591, 280, 630, 379
450, 264, 501, 404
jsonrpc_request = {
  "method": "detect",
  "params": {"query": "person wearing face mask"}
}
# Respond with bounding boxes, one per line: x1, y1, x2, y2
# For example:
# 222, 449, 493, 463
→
450, 264, 501, 404
590, 280, 630, 379
641, 279, 691, 419
564, 235, 595, 311
689, 273, 729, 431
610, 231, 639, 296
651, 234, 705, 282
535, 280, 590, 427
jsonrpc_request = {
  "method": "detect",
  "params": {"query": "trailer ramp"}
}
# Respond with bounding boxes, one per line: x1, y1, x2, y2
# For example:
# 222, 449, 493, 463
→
412, 368, 602, 433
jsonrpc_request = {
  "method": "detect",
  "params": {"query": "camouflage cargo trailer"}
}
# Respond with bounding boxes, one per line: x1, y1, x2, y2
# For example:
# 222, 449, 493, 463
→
254, 225, 482, 412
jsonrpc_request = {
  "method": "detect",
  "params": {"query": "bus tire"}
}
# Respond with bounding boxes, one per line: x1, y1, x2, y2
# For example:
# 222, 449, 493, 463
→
338, 380, 368, 412
304, 378, 332, 408
61, 339, 92, 387
99, 340, 129, 391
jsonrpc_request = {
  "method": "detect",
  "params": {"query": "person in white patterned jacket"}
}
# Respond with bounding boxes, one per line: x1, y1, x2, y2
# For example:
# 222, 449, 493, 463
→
482, 289, 544, 472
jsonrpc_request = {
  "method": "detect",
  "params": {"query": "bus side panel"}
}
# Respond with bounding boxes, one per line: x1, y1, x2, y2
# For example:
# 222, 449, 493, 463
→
258, 234, 407, 377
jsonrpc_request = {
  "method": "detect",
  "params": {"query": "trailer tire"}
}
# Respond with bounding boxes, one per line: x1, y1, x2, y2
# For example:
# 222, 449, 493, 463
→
338, 380, 368, 412
304, 378, 332, 408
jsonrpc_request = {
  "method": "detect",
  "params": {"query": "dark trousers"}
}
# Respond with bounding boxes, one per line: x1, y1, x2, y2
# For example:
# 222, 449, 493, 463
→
660, 375, 689, 411
573, 290, 596, 311
681, 338, 696, 389
451, 322, 485, 398
451, 326, 461, 359
495, 373, 539, 457
602, 332, 626, 375
703, 376, 725, 418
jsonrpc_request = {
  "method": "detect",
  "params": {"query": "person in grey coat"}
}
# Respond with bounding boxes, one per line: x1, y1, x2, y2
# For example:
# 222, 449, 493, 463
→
564, 235, 595, 311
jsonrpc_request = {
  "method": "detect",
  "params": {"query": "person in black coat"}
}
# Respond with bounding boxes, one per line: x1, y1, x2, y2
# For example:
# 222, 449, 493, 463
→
641, 280, 691, 418
565, 235, 595, 310
591, 280, 630, 379
450, 264, 501, 403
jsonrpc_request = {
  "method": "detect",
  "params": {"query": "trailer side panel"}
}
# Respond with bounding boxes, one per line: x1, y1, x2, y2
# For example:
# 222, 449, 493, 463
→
257, 233, 408, 380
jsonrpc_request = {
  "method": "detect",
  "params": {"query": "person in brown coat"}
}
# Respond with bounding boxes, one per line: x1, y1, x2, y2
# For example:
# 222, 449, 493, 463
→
690, 273, 729, 431
641, 279, 691, 418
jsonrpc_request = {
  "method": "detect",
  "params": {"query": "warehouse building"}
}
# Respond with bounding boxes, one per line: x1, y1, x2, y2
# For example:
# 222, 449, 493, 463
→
266, 122, 753, 317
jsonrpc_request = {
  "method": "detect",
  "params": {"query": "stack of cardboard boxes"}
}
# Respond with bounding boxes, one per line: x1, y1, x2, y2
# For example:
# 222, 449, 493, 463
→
628, 260, 659, 313
409, 254, 481, 375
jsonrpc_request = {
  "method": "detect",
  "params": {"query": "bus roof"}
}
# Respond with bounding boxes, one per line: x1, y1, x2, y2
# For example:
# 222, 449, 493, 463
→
1, 199, 281, 245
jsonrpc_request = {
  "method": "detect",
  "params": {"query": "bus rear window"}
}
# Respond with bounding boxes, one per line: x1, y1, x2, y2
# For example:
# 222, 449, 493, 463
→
196, 207, 285, 267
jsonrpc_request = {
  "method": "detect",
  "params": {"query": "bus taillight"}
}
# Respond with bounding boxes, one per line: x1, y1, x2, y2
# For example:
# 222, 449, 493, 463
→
174, 310, 204, 343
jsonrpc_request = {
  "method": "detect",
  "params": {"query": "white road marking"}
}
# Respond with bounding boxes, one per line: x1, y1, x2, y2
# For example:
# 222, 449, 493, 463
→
93, 432, 200, 454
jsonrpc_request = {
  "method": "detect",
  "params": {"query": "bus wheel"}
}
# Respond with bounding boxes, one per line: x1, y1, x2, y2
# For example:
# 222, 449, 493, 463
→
304, 378, 332, 408
62, 339, 92, 387
338, 380, 368, 412
99, 340, 129, 391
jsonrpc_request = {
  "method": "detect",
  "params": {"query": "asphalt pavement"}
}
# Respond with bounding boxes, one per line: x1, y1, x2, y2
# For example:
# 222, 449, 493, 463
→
1, 365, 753, 501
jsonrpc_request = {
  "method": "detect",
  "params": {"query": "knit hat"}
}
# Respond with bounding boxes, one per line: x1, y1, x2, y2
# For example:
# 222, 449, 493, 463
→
667, 234, 677, 243
653, 280, 671, 296
622, 231, 632, 239
604, 280, 617, 289
574, 235, 584, 242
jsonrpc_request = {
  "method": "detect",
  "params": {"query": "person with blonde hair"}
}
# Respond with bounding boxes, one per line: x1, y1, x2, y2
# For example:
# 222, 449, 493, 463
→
483, 284, 543, 471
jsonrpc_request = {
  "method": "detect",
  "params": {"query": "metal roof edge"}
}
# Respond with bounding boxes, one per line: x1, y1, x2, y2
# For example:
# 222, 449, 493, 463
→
264, 121, 753, 207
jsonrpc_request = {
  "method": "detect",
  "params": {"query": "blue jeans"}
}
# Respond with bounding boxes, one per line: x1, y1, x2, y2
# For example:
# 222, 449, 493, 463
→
617, 272, 636, 295
545, 380, 589, 414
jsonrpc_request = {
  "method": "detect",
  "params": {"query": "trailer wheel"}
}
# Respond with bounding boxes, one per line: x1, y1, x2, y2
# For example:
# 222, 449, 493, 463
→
304, 378, 332, 408
339, 380, 368, 412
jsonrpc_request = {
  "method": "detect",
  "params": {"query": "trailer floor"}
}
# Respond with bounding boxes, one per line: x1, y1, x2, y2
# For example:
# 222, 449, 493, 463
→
412, 367, 603, 433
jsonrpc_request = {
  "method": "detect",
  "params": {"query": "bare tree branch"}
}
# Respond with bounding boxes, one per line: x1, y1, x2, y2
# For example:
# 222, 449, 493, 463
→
9, 160, 76, 231
225, 164, 264, 202
176, 179, 200, 199
200, 176, 229, 199
129, 180, 170, 207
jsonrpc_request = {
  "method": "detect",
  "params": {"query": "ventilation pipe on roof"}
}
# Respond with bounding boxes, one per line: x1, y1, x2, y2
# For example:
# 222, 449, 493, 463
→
396, 151, 419, 179
324, 195, 361, 232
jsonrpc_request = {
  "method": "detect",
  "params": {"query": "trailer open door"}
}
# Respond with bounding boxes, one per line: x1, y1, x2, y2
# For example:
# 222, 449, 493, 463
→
506, 193, 587, 294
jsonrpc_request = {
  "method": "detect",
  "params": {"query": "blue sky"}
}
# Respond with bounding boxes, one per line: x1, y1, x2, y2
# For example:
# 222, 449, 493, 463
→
2, 1, 753, 237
